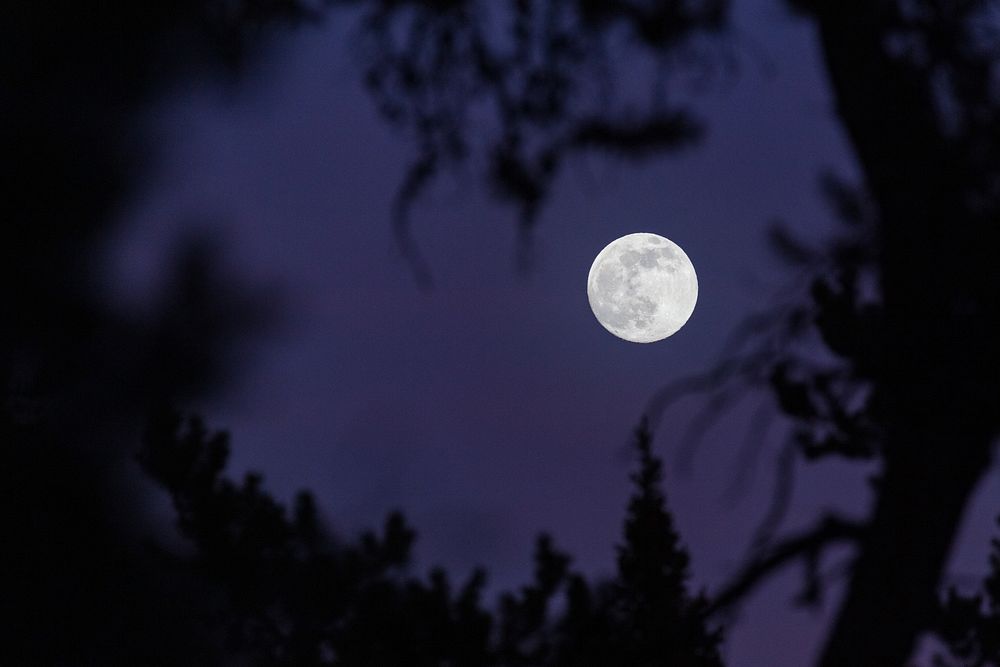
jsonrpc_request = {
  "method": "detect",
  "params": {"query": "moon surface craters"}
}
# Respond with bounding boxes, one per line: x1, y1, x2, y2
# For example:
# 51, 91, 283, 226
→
587, 233, 697, 343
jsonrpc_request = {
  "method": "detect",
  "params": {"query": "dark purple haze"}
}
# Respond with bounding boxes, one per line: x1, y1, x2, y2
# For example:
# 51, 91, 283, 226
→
108, 1, 1000, 664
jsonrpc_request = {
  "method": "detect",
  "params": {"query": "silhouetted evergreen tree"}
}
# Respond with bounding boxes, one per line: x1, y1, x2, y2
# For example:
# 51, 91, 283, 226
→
340, 2, 1000, 665
542, 420, 725, 667
140, 406, 495, 666
139, 407, 724, 665
8, 1, 1000, 665
612, 418, 723, 667
494, 421, 723, 667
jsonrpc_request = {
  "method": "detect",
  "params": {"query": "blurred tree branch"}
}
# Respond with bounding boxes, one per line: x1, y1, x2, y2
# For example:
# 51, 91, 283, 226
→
332, 0, 726, 280
334, 2, 1000, 665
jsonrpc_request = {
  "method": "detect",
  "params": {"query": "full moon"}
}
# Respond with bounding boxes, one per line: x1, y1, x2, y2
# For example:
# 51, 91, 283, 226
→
587, 232, 698, 343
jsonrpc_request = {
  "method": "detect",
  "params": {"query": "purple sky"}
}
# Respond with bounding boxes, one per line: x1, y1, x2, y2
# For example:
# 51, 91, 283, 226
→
108, 2, 1000, 664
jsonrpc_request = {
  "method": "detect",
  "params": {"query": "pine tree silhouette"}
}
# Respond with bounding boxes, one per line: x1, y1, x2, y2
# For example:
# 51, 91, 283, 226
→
611, 418, 724, 667
139, 407, 725, 666
340, 2, 1000, 663
9, 1, 1000, 664
140, 405, 496, 666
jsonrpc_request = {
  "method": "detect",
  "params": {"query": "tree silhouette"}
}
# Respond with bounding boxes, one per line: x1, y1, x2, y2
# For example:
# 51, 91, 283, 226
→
934, 516, 1000, 667
338, 1, 1000, 665
611, 419, 723, 667
138, 407, 723, 665
7, 0, 1000, 665
495, 419, 724, 667
332, 0, 725, 279
2, 2, 318, 664
139, 406, 495, 666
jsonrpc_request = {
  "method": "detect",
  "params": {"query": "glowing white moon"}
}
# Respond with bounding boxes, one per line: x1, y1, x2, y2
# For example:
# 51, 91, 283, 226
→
587, 233, 698, 343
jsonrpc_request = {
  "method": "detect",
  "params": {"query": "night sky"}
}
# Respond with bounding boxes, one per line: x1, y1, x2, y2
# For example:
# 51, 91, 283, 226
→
104, 1, 1000, 664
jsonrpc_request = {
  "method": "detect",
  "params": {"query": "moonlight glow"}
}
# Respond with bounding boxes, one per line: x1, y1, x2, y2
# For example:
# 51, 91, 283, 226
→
587, 233, 698, 343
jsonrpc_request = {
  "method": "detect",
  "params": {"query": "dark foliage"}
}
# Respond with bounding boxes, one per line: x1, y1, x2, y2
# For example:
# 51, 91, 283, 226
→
610, 419, 722, 667
2, 1, 317, 664
333, 0, 726, 280
139, 406, 492, 666
138, 408, 723, 665
934, 516, 1000, 667
338, 1, 1000, 665
6, 0, 1000, 665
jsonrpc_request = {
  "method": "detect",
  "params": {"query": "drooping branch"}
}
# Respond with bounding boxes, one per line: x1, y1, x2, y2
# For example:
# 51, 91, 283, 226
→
338, 0, 729, 281
707, 514, 868, 616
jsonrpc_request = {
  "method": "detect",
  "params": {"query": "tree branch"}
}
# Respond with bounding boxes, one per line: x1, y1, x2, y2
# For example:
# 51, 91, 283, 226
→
707, 514, 867, 615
